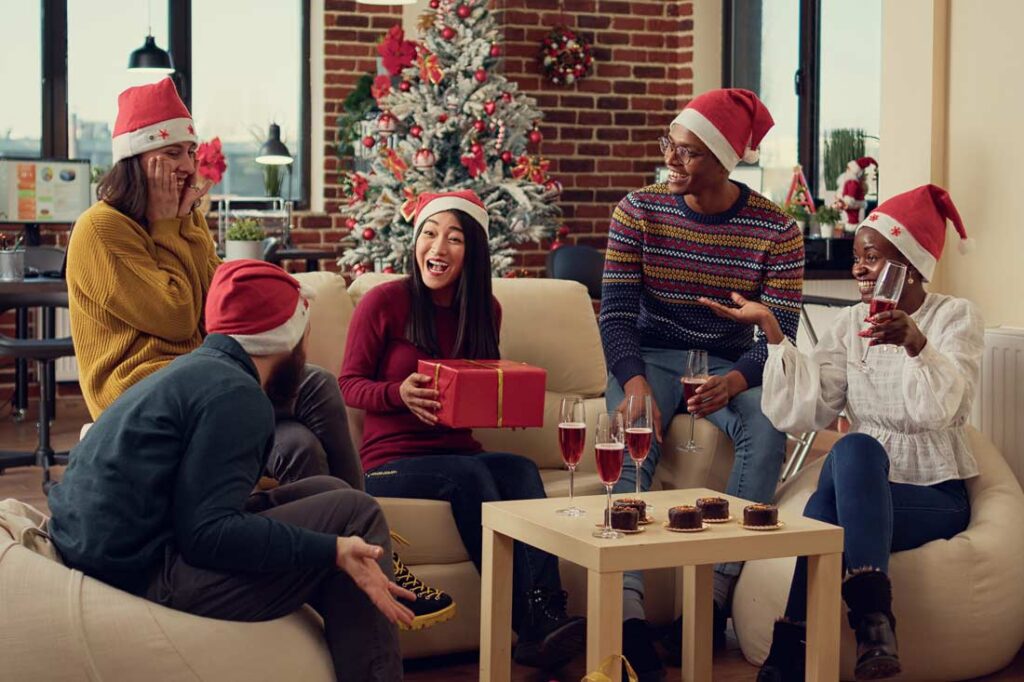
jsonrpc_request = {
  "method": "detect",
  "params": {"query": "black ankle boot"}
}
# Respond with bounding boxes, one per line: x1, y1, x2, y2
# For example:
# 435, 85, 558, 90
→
757, 620, 806, 682
842, 570, 901, 680
513, 588, 586, 669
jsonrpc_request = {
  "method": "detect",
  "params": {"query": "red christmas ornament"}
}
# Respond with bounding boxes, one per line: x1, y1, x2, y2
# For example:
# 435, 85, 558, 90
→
382, 265, 396, 274
501, 92, 513, 103
429, 0, 439, 7
438, 113, 448, 123
376, 112, 398, 134
441, 26, 456, 41
399, 81, 412, 92
413, 148, 437, 169
473, 119, 486, 133
362, 228, 376, 241
362, 135, 375, 148
490, 44, 501, 58
344, 217, 357, 229
501, 150, 513, 164
410, 124, 423, 138
529, 129, 543, 144
483, 100, 497, 116
474, 68, 487, 83
551, 240, 566, 251
545, 179, 563, 195
457, 4, 471, 18
558, 225, 570, 239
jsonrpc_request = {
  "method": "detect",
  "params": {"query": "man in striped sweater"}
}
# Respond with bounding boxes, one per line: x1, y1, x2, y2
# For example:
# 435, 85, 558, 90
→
599, 89, 804, 679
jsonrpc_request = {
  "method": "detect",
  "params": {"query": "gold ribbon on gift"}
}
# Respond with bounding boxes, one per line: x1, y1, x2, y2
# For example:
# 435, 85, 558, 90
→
582, 654, 638, 682
466, 360, 504, 427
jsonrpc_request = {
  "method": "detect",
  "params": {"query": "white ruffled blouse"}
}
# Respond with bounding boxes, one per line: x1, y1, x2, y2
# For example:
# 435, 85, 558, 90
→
762, 293, 984, 485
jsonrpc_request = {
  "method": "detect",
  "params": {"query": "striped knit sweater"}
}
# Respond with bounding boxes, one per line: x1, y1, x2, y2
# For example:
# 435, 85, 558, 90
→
599, 182, 804, 389
67, 201, 221, 419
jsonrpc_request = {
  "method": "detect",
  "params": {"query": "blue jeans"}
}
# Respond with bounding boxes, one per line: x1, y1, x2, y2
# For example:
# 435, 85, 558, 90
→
783, 433, 971, 621
606, 348, 787, 619
364, 452, 561, 631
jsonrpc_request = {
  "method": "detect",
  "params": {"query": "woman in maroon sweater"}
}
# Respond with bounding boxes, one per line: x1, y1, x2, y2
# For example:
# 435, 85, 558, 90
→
339, 190, 584, 670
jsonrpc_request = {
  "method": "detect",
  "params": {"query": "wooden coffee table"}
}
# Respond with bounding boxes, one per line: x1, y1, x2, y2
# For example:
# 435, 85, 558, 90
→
480, 488, 843, 682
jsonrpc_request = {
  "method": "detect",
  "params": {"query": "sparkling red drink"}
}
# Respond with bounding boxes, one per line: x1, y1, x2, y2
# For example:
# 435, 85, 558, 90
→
625, 427, 652, 463
870, 298, 898, 316
682, 378, 707, 404
558, 422, 586, 466
595, 443, 625, 485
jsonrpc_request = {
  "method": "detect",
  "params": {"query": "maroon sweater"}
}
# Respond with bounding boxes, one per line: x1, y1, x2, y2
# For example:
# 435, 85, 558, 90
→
339, 279, 502, 472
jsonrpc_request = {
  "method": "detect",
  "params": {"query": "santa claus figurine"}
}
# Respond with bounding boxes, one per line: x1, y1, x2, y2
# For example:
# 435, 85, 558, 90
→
834, 156, 878, 231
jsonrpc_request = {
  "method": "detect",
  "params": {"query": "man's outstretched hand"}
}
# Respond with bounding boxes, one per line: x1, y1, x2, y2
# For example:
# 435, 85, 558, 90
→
336, 536, 416, 627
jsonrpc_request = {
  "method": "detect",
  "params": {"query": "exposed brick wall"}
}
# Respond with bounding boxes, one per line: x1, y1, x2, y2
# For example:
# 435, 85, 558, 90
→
492, 0, 694, 272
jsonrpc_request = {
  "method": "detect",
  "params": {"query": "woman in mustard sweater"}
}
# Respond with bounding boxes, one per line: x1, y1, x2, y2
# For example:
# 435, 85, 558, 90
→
67, 78, 357, 486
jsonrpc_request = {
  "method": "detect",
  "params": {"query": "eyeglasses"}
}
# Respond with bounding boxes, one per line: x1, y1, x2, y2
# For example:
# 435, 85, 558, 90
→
658, 136, 705, 165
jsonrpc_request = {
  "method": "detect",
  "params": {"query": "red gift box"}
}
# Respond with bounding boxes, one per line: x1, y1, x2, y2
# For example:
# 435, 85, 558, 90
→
417, 359, 547, 429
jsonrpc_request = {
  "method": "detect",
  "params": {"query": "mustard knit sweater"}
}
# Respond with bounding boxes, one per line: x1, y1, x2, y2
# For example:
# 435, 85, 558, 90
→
67, 201, 222, 418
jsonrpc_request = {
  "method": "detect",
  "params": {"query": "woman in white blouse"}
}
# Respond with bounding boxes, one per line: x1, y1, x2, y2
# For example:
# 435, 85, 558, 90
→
702, 185, 983, 682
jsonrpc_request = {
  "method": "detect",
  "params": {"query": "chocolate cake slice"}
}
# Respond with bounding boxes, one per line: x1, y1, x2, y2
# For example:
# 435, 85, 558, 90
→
743, 503, 779, 527
667, 505, 703, 530
696, 496, 730, 521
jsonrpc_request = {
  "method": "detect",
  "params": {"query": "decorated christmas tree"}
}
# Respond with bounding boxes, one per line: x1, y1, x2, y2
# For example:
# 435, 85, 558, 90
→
338, 0, 562, 276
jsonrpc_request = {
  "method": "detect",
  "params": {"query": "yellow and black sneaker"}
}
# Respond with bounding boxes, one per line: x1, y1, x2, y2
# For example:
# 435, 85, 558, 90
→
390, 533, 456, 631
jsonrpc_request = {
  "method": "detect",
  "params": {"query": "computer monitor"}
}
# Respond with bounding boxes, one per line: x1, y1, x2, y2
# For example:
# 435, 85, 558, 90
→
0, 157, 92, 225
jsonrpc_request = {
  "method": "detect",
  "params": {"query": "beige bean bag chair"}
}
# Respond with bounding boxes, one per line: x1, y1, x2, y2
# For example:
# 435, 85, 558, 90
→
0, 499, 335, 681
731, 427, 1024, 680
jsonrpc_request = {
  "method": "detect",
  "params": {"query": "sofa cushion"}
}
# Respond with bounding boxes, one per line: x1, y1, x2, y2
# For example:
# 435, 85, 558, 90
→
293, 271, 353, 376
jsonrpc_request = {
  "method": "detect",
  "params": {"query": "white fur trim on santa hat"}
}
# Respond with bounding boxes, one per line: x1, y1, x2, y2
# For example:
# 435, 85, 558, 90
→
414, 196, 490, 236
958, 237, 976, 254
671, 109, 742, 172
857, 213, 938, 282
111, 117, 197, 165
228, 296, 310, 356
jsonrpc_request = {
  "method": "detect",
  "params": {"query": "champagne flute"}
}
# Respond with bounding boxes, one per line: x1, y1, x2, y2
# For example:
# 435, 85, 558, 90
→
593, 411, 626, 539
858, 261, 908, 372
679, 349, 709, 453
625, 394, 654, 513
556, 397, 587, 516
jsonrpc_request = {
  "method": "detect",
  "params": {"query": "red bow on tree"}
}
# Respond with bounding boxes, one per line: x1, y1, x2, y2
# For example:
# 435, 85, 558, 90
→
350, 172, 369, 203
461, 146, 487, 178
400, 188, 417, 222
383, 148, 408, 182
378, 26, 416, 76
371, 75, 392, 101
417, 49, 444, 85
511, 155, 550, 184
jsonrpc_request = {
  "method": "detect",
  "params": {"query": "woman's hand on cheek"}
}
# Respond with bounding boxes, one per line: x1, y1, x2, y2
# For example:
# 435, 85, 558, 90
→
145, 157, 182, 224
178, 175, 213, 217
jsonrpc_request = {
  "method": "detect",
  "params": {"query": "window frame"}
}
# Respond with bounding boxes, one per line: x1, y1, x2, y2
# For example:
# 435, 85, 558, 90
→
36, 0, 312, 209
722, 0, 823, 196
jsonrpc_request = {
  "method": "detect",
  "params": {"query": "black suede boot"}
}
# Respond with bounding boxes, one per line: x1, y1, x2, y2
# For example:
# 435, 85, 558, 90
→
757, 620, 806, 682
622, 618, 665, 682
659, 600, 728, 667
842, 570, 901, 680
513, 588, 586, 669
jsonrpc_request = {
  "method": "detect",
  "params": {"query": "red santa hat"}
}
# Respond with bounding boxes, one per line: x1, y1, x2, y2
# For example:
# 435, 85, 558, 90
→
111, 78, 197, 165
413, 189, 490, 236
857, 184, 973, 282
205, 260, 316, 356
670, 89, 774, 172
847, 156, 878, 176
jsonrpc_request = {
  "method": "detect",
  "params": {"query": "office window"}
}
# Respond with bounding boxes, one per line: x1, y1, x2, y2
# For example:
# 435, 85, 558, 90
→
0, 2, 43, 157
725, 0, 882, 204
67, 0, 170, 174
191, 0, 305, 202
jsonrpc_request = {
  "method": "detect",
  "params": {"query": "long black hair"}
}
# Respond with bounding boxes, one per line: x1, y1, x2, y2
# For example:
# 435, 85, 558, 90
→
405, 210, 499, 359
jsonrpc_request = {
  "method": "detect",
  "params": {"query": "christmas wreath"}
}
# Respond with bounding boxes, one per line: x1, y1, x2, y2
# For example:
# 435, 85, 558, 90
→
538, 26, 593, 87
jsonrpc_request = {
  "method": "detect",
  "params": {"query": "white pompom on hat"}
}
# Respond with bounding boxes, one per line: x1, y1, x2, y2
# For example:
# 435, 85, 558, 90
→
670, 88, 775, 172
856, 184, 973, 282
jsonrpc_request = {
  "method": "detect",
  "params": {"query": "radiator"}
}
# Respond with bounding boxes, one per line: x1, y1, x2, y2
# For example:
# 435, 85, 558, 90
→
970, 327, 1024, 486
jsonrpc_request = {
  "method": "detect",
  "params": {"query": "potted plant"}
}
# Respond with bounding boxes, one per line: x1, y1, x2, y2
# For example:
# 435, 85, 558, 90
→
90, 165, 107, 204
814, 205, 842, 239
224, 218, 266, 261
784, 204, 810, 234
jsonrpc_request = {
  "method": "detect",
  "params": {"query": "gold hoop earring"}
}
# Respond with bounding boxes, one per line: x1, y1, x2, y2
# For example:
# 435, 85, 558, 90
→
907, 275, 915, 284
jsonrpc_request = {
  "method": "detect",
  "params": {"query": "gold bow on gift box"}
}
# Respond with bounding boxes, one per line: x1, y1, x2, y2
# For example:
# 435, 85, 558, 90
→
582, 654, 638, 682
